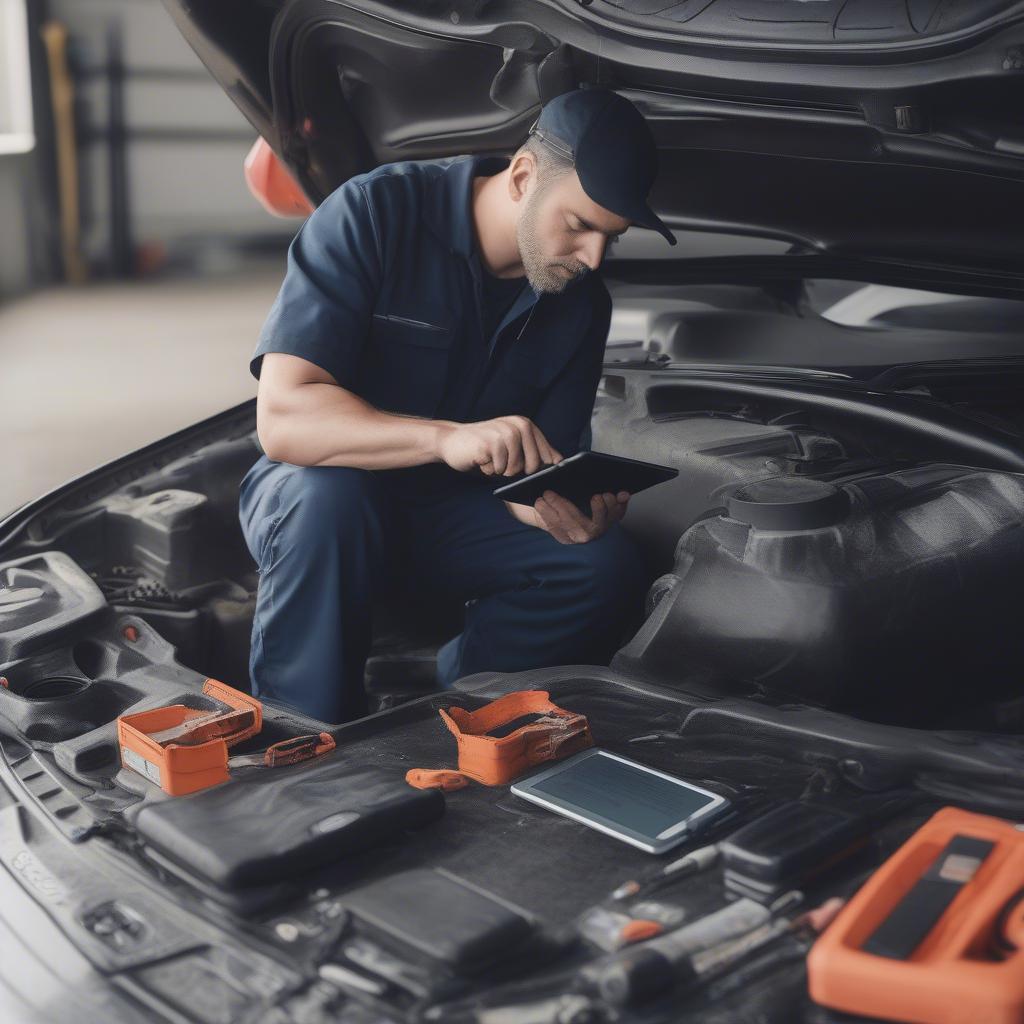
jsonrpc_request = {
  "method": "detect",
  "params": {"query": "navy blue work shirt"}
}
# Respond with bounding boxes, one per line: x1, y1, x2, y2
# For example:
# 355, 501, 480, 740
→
250, 153, 613, 497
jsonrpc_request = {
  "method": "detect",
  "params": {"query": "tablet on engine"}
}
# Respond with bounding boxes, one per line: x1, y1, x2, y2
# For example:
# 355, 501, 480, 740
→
511, 749, 729, 854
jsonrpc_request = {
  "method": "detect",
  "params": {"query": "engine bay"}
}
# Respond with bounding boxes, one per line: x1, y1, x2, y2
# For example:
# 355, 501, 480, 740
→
2, 337, 1024, 1022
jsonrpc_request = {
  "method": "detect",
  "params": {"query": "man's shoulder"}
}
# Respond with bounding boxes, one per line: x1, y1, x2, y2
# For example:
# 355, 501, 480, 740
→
324, 156, 461, 214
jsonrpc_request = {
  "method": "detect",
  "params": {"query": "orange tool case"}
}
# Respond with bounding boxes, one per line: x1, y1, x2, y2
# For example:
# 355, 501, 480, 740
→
407, 690, 593, 790
117, 679, 263, 796
808, 806, 1024, 1024
439, 690, 592, 786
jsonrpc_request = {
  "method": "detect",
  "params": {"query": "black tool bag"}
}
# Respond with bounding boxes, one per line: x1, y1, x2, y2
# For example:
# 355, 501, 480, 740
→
134, 761, 445, 889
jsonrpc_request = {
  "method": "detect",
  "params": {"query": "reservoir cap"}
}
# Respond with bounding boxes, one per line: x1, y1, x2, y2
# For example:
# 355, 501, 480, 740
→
727, 478, 850, 531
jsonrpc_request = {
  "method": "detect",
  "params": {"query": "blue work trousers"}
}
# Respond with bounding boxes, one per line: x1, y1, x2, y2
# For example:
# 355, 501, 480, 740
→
238, 455, 650, 722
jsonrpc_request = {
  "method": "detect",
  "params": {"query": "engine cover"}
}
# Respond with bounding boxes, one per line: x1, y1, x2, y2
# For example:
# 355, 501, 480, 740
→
614, 464, 1024, 718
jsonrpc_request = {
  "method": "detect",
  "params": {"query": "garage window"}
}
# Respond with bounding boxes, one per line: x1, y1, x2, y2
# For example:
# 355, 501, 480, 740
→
0, 0, 33, 154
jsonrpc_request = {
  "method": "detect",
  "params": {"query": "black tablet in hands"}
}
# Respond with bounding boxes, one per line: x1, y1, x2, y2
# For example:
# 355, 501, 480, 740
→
492, 450, 678, 514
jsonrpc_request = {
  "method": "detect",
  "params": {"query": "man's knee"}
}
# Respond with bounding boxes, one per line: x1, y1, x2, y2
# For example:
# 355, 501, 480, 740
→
243, 463, 387, 566
276, 465, 381, 519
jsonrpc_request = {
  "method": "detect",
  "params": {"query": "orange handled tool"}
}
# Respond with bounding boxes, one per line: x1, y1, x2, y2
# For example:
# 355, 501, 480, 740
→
229, 733, 336, 769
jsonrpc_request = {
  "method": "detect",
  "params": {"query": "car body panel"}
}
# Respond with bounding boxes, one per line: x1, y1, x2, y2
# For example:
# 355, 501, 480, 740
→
162, 0, 1024, 273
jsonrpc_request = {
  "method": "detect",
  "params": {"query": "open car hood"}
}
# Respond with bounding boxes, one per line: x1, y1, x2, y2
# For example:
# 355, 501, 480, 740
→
162, 0, 1024, 275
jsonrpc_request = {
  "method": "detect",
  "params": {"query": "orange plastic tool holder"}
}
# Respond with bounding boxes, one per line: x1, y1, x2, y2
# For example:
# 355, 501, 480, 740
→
808, 807, 1024, 1024
438, 690, 593, 786
117, 679, 263, 796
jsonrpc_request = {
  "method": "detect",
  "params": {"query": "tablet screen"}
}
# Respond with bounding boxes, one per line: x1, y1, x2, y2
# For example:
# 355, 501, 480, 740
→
492, 450, 677, 514
524, 751, 718, 839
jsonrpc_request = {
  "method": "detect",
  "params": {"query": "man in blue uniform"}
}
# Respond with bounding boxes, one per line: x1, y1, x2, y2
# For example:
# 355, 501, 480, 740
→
238, 88, 677, 722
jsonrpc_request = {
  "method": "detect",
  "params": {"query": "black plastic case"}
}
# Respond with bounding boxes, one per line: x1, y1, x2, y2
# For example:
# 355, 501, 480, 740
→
342, 868, 537, 973
135, 763, 445, 889
720, 801, 871, 901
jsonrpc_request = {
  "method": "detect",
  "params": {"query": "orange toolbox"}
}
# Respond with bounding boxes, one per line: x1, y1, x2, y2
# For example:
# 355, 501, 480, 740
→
118, 679, 337, 796
808, 806, 1024, 1024
118, 679, 263, 796
406, 690, 593, 790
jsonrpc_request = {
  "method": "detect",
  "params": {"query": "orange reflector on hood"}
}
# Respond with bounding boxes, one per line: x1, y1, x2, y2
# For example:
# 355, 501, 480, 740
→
244, 137, 314, 218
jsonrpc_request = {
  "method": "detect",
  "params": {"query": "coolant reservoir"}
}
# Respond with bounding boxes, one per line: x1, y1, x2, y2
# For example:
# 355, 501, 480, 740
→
614, 466, 1024, 721
726, 478, 850, 532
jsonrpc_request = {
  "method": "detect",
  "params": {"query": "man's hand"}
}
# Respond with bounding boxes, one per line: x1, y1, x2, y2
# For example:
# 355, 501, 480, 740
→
436, 415, 563, 476
534, 489, 630, 544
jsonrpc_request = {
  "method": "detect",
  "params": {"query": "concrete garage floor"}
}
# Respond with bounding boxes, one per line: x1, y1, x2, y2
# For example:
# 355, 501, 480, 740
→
0, 263, 284, 518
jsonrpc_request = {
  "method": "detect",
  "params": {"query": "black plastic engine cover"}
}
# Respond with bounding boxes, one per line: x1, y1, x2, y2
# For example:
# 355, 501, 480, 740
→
613, 464, 1024, 719
0, 551, 107, 663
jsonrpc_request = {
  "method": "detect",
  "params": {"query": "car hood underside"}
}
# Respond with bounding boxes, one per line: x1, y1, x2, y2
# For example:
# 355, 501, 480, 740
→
161, 0, 1024, 275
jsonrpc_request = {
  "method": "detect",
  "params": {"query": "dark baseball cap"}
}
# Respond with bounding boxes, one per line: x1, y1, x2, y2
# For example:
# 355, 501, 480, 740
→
528, 88, 677, 246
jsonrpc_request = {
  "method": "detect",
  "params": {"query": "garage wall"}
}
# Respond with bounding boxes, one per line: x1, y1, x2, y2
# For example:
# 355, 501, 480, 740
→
46, 0, 296, 273
0, 154, 35, 295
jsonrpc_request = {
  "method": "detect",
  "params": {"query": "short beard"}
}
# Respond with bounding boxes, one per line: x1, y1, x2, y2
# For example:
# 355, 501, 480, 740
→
516, 186, 589, 295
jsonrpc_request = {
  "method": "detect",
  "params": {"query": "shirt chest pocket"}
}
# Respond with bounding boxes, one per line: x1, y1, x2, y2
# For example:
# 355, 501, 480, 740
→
358, 313, 453, 419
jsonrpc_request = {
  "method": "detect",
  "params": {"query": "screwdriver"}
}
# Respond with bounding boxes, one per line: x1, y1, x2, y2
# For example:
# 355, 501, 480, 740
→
588, 893, 844, 1008
611, 843, 720, 902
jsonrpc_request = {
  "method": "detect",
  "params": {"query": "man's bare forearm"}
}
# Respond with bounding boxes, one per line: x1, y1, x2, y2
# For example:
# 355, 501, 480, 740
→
259, 379, 457, 470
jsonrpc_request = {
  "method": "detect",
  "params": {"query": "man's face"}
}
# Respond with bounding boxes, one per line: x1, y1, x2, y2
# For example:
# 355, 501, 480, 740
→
516, 167, 631, 294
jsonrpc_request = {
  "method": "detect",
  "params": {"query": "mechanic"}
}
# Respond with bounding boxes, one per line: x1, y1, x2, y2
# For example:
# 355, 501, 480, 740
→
238, 88, 678, 722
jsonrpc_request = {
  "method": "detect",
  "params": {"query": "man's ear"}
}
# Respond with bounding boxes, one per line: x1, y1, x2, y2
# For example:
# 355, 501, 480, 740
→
507, 151, 537, 204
